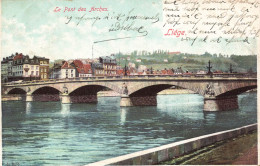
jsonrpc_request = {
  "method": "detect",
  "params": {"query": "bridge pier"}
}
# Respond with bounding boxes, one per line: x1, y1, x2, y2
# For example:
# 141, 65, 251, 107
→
60, 94, 71, 104
25, 93, 33, 102
120, 95, 157, 107
204, 95, 238, 111
120, 95, 133, 106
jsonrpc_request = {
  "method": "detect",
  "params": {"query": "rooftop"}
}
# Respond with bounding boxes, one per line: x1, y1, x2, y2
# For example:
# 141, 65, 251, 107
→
61, 61, 74, 69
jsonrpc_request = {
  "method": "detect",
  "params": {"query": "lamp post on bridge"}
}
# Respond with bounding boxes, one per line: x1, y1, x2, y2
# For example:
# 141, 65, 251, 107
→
229, 64, 233, 73
206, 60, 213, 77
124, 63, 128, 76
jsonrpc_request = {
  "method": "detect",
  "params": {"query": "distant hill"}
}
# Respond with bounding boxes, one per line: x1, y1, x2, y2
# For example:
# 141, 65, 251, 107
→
114, 51, 257, 73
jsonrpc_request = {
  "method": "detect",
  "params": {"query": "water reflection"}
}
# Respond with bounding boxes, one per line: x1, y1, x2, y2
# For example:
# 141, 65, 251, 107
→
157, 94, 204, 120
61, 104, 71, 116
26, 102, 32, 114
203, 112, 217, 124
120, 108, 128, 125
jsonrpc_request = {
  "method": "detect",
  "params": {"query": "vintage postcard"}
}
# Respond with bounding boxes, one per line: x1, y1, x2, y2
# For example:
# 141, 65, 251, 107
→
1, 0, 259, 165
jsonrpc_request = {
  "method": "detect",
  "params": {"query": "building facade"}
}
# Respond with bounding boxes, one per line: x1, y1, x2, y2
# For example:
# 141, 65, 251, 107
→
1, 58, 8, 82
35, 56, 49, 80
23, 55, 40, 81
61, 61, 76, 78
7, 55, 14, 79
99, 56, 117, 76
91, 62, 104, 76
49, 63, 62, 79
70, 60, 92, 77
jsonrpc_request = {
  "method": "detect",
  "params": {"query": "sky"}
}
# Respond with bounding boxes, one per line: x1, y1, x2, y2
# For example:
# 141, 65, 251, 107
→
1, 0, 258, 61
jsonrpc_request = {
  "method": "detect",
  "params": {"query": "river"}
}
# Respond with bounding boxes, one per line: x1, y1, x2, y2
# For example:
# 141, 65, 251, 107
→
2, 92, 257, 165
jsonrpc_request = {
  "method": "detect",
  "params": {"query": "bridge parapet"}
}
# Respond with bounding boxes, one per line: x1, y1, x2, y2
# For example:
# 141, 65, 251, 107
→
2, 75, 257, 87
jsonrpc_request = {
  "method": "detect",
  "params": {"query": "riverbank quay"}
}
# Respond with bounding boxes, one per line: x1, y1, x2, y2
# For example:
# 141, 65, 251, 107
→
1, 94, 23, 101
86, 123, 257, 166
161, 131, 257, 165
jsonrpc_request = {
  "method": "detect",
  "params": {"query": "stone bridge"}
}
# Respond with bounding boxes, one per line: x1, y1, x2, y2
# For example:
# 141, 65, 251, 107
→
2, 75, 257, 111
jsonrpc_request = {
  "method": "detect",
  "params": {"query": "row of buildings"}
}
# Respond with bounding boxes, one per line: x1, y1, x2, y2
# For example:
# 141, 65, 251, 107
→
49, 57, 117, 79
2, 53, 192, 82
1, 53, 49, 82
1, 54, 118, 82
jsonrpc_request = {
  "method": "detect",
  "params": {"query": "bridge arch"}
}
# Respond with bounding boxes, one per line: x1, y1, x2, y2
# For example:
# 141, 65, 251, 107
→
214, 81, 257, 97
69, 85, 111, 96
7, 88, 27, 94
216, 85, 257, 97
30, 85, 63, 94
30, 86, 61, 102
124, 82, 201, 106
32, 86, 61, 94
67, 83, 122, 103
67, 82, 123, 95
127, 82, 203, 97
129, 84, 194, 97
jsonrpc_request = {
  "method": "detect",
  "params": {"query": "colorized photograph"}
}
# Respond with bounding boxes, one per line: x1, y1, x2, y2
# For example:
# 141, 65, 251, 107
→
1, 0, 258, 165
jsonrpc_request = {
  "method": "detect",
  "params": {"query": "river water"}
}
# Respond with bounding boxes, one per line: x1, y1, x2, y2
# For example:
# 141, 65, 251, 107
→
2, 92, 257, 165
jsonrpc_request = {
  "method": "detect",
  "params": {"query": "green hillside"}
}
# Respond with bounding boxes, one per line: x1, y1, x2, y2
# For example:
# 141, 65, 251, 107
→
114, 51, 257, 73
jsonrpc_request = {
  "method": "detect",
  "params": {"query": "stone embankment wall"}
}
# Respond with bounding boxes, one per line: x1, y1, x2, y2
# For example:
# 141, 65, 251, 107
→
130, 96, 157, 106
70, 95, 97, 103
33, 94, 60, 102
87, 123, 257, 166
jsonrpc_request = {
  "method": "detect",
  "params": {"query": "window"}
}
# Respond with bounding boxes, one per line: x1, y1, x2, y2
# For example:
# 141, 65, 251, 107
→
44, 68, 47, 72
71, 69, 73, 73
71, 74, 73, 77
31, 71, 34, 75
36, 66, 39, 70
36, 71, 39, 76
31, 66, 34, 70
